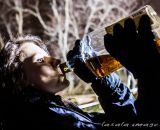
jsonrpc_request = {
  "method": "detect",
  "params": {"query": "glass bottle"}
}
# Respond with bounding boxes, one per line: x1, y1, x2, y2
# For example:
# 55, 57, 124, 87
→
59, 5, 160, 78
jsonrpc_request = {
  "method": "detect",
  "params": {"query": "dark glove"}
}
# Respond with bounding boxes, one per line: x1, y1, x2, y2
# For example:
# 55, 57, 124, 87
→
104, 15, 160, 78
67, 40, 96, 83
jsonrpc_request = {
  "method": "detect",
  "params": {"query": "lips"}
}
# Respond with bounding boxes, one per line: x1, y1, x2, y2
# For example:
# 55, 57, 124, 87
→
59, 75, 65, 82
58, 74, 70, 86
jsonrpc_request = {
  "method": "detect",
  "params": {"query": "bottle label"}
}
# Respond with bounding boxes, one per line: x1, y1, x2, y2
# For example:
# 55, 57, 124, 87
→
105, 5, 149, 34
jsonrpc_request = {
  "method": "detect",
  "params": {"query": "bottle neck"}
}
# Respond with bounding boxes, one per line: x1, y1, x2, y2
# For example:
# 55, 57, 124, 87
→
58, 62, 73, 75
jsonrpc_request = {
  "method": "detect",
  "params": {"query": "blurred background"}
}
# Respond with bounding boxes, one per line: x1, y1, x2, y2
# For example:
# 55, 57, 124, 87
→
0, 0, 159, 112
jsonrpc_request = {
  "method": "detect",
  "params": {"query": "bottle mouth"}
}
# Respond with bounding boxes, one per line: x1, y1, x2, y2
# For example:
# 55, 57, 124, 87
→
58, 62, 73, 75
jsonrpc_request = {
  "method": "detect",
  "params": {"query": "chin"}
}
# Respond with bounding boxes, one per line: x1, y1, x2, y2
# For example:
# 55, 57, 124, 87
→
55, 80, 69, 94
59, 75, 69, 86
62, 78, 70, 87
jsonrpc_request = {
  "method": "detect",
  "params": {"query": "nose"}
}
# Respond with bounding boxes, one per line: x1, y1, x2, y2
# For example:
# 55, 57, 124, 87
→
52, 58, 61, 67
44, 56, 61, 67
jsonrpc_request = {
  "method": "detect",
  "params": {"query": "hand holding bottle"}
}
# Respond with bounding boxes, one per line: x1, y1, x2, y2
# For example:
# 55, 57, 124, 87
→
104, 15, 160, 78
67, 40, 96, 83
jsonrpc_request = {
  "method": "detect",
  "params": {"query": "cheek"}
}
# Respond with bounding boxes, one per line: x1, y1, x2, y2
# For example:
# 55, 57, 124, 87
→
23, 66, 34, 82
41, 66, 57, 76
22, 64, 52, 85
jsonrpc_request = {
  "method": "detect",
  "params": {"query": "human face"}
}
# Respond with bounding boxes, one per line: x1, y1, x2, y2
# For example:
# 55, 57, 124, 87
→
19, 41, 69, 94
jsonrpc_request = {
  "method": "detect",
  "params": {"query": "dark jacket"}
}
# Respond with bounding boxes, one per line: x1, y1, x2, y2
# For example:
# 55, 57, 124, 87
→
2, 73, 136, 130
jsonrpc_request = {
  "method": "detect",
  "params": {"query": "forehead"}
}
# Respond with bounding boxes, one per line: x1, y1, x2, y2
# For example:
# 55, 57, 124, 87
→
19, 41, 48, 58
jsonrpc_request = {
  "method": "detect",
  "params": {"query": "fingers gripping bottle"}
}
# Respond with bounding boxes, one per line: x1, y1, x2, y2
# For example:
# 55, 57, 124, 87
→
59, 5, 160, 78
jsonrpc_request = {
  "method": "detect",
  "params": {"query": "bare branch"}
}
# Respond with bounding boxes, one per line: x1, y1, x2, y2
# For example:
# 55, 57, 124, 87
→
23, 8, 37, 17
0, 33, 4, 50
14, 0, 23, 35
63, 0, 70, 60
34, 0, 53, 32
2, 16, 13, 39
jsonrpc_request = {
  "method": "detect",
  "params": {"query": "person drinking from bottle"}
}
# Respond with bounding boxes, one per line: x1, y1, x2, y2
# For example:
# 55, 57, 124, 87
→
0, 15, 159, 129
0, 36, 136, 129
